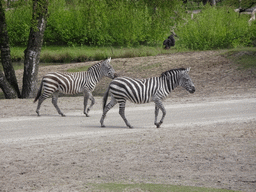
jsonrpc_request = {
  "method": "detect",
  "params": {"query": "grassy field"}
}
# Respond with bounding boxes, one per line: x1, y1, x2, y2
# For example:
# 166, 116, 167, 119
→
10, 45, 177, 64
9, 46, 256, 71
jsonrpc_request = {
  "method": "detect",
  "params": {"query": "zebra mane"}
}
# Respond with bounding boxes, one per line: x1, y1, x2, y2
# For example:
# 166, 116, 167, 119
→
87, 61, 102, 71
161, 68, 186, 77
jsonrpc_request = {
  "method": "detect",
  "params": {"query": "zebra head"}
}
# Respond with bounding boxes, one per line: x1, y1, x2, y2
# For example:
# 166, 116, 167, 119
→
179, 68, 195, 93
101, 57, 117, 79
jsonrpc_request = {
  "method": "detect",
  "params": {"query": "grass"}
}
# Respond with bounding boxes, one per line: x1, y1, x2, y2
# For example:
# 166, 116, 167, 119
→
221, 47, 256, 69
87, 183, 239, 192
10, 45, 178, 64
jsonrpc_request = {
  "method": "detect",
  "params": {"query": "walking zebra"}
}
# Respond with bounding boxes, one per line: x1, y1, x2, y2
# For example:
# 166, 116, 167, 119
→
100, 67, 195, 128
34, 58, 116, 117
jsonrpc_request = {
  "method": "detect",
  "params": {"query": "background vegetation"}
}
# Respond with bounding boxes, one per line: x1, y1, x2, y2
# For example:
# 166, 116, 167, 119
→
5, 0, 182, 47
175, 5, 256, 50
4, 0, 256, 52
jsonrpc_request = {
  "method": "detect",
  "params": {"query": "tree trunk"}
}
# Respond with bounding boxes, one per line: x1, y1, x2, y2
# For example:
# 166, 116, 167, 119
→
0, 70, 17, 99
21, 0, 48, 98
211, 0, 216, 6
0, 0, 19, 98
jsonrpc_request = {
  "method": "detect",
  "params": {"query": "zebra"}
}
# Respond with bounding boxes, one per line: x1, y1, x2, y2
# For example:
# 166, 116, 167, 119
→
34, 58, 116, 117
100, 67, 195, 128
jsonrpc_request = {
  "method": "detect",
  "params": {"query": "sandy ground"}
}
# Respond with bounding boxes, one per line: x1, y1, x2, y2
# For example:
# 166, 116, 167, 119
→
0, 51, 256, 191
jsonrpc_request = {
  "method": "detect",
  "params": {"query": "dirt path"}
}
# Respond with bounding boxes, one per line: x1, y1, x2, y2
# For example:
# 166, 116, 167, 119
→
0, 51, 256, 191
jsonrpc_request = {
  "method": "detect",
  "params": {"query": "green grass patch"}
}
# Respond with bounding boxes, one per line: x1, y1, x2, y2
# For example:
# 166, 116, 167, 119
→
222, 47, 256, 69
10, 45, 178, 64
67, 66, 90, 73
88, 183, 238, 192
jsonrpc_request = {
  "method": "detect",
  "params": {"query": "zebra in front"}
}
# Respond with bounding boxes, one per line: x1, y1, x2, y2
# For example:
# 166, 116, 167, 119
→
100, 68, 195, 128
34, 58, 116, 117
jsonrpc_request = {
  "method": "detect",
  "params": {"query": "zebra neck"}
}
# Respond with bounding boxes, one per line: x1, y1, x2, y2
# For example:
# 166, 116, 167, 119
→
87, 64, 103, 83
165, 76, 179, 92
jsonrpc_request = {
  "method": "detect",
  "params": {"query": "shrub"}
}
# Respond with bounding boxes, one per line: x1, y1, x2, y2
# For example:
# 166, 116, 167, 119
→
175, 5, 255, 50
6, 0, 182, 47
6, 5, 31, 46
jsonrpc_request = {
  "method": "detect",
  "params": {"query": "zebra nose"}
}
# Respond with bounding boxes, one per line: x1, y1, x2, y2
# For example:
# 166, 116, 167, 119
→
113, 73, 118, 78
190, 86, 195, 93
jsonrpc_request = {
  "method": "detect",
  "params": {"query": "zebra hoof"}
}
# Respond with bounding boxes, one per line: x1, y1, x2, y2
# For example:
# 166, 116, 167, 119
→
36, 111, 40, 116
155, 122, 162, 128
101, 124, 106, 128
84, 112, 90, 117
60, 114, 66, 117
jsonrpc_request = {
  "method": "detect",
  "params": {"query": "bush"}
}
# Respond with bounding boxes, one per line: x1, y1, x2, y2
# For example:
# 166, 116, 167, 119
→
175, 5, 255, 50
5, 0, 181, 47
6, 5, 31, 46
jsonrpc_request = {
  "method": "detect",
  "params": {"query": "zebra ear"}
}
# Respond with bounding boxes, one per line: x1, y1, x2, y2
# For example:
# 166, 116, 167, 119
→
186, 67, 191, 73
108, 57, 111, 62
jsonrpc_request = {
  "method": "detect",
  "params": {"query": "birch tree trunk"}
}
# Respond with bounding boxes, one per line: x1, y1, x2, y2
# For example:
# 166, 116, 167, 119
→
0, 0, 19, 98
21, 0, 48, 98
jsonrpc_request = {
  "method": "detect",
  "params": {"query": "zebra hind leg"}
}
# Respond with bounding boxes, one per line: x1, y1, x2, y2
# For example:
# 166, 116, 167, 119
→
154, 99, 166, 128
119, 102, 133, 129
100, 96, 117, 127
52, 92, 65, 117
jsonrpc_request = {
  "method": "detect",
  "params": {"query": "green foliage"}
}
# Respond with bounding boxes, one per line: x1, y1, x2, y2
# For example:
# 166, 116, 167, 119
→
175, 5, 256, 50
221, 0, 256, 9
6, 0, 182, 46
6, 5, 31, 46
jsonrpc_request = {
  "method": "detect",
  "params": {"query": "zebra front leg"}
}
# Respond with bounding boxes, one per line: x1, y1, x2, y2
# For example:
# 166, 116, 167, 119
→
86, 92, 95, 116
52, 92, 65, 117
100, 96, 117, 127
154, 104, 160, 126
154, 99, 166, 128
119, 102, 133, 129
83, 90, 90, 117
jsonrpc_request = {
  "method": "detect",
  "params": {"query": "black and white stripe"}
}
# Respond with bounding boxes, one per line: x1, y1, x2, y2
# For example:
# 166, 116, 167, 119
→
100, 68, 195, 128
34, 58, 116, 117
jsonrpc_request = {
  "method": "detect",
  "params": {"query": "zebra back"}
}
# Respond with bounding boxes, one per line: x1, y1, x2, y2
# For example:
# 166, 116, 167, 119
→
108, 68, 194, 104
38, 58, 115, 97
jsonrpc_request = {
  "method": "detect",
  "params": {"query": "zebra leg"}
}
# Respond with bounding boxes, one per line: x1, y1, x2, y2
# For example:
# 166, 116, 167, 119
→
119, 101, 133, 129
52, 92, 65, 117
154, 99, 166, 128
100, 96, 117, 127
86, 92, 95, 116
154, 104, 160, 126
36, 96, 47, 116
83, 90, 90, 117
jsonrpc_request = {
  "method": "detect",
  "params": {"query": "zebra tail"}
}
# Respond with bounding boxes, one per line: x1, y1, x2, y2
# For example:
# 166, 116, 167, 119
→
34, 80, 43, 103
102, 86, 110, 111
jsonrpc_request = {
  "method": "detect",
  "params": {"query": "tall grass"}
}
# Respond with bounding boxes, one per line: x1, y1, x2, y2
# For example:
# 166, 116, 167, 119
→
175, 5, 256, 50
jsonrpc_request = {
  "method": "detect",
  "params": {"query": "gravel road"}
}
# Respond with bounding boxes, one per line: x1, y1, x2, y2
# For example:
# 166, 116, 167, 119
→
0, 51, 255, 191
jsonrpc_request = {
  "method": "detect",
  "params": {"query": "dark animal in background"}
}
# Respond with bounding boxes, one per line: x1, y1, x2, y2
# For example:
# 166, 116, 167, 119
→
163, 32, 177, 49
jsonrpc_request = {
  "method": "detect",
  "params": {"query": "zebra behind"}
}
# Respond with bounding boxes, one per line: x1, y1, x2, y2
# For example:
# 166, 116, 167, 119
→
34, 58, 116, 117
100, 68, 195, 128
